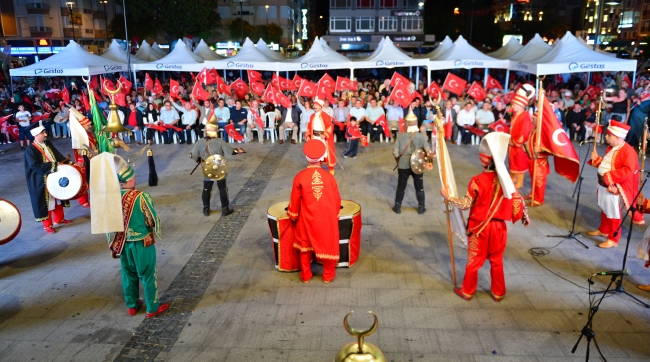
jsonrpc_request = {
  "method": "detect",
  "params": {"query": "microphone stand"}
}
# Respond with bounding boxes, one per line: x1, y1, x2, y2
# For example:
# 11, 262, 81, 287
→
572, 274, 618, 361
547, 142, 589, 248
590, 171, 650, 308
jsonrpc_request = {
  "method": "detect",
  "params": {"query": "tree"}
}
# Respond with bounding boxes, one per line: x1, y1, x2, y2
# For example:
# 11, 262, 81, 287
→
229, 19, 256, 42
257, 23, 282, 44
107, 12, 157, 40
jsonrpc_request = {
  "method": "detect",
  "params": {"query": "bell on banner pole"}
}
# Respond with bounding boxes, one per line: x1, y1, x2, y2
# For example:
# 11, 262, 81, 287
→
100, 80, 132, 149
335, 311, 385, 362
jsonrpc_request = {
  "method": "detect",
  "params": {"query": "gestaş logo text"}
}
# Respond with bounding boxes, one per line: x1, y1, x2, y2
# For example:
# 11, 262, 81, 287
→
301, 63, 328, 69
34, 68, 63, 75
104, 65, 123, 71
568, 62, 605, 71
156, 64, 182, 70
516, 62, 529, 70
227, 61, 254, 69
455, 60, 484, 67
376, 61, 405, 67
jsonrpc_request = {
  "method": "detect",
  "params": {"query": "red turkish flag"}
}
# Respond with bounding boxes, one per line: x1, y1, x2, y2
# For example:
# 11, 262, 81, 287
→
375, 114, 391, 138
293, 74, 304, 89
316, 80, 336, 104
197, 67, 215, 85
501, 91, 515, 105
192, 82, 209, 101
118, 75, 132, 94
253, 110, 265, 130
389, 82, 414, 109
250, 81, 265, 96
144, 73, 153, 91
273, 75, 295, 91
263, 85, 277, 105
442, 73, 467, 96
101, 77, 116, 95
225, 123, 244, 142
426, 81, 442, 99
623, 74, 632, 86
297, 79, 317, 98
217, 76, 232, 96
390, 72, 409, 88
153, 78, 164, 95
488, 119, 510, 133
486, 75, 503, 90
231, 78, 249, 99
114, 92, 126, 107
209, 69, 219, 84
61, 85, 70, 104
248, 70, 263, 83
274, 88, 291, 108
319, 73, 336, 92
271, 74, 281, 88
555, 74, 564, 84
399, 117, 405, 133
89, 76, 98, 91
169, 79, 180, 100
583, 85, 598, 100
467, 82, 487, 101
335, 76, 353, 92
413, 90, 423, 101
81, 91, 91, 111
533, 93, 579, 183
592, 73, 603, 85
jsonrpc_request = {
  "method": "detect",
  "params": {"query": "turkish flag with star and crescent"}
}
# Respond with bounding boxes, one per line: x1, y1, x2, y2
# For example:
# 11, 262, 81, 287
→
375, 114, 391, 138
293, 74, 304, 89
144, 73, 153, 91
442, 73, 467, 96
532, 92, 580, 183
192, 81, 210, 101
248, 70, 263, 83
486, 75, 503, 90
263, 84, 277, 105
583, 85, 598, 100
250, 81, 265, 96
253, 110, 265, 130
217, 77, 232, 96
231, 78, 249, 99
426, 81, 442, 99
316, 80, 336, 104
61, 86, 70, 104
390, 72, 409, 88
501, 91, 516, 105
118, 75, 132, 94
389, 82, 414, 109
274, 88, 292, 108
153, 79, 164, 95
197, 67, 214, 85
467, 82, 487, 101
319, 73, 336, 92
169, 79, 180, 100
335, 76, 354, 92
297, 79, 317, 98
225, 123, 244, 142
488, 119, 509, 133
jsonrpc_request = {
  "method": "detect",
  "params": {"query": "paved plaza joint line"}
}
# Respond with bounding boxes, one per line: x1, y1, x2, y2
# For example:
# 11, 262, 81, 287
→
114, 145, 289, 361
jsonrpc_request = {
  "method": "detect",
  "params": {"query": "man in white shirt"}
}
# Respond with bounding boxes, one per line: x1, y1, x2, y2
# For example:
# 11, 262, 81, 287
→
16, 104, 32, 149
475, 101, 495, 129
455, 102, 476, 145
245, 100, 266, 144
384, 99, 403, 135
322, 99, 334, 118
365, 98, 385, 142
348, 100, 367, 135
333, 100, 349, 142
159, 100, 180, 144
214, 99, 230, 140
170, 97, 198, 144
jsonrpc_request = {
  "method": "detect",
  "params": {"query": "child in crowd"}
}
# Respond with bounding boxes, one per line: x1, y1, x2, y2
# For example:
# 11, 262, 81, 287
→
343, 117, 361, 159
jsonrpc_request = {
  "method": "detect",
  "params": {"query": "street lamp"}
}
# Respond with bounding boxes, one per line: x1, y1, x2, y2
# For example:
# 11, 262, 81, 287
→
66, 1, 76, 43
469, 0, 475, 44
265, 5, 269, 40
100, 0, 108, 39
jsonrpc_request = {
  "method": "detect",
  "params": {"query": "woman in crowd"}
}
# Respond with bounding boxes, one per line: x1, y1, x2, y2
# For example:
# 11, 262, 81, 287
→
142, 102, 160, 145
604, 88, 631, 124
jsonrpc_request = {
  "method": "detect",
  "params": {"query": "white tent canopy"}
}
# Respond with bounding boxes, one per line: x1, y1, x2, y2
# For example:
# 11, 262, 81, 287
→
488, 37, 524, 59
280, 37, 352, 71
134, 39, 205, 72
152, 42, 168, 54
101, 39, 144, 64
194, 39, 224, 60
255, 39, 286, 61
10, 40, 127, 76
134, 41, 165, 61
507, 34, 552, 72
577, 36, 616, 57
205, 38, 279, 71
353, 37, 429, 69
521, 31, 637, 75
423, 36, 453, 59
428, 35, 508, 70
319, 37, 353, 61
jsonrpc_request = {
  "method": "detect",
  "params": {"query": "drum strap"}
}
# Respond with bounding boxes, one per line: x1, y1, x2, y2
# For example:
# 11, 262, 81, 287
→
395, 133, 416, 168
33, 142, 55, 162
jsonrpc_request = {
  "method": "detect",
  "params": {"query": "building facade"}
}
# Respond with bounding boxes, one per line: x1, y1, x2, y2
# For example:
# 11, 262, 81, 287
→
321, 0, 425, 54
0, 0, 117, 54
217, 0, 305, 49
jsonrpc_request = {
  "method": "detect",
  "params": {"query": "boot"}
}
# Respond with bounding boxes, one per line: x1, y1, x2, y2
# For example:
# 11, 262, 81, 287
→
220, 188, 234, 216
202, 181, 212, 216
416, 191, 426, 214
393, 190, 405, 214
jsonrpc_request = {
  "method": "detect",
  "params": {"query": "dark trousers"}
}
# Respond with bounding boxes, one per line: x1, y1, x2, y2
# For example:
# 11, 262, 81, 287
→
334, 125, 346, 142
369, 124, 383, 142
569, 125, 585, 143
343, 139, 359, 157
181, 125, 195, 144
203, 179, 229, 209
360, 121, 369, 136
195, 124, 205, 139
397, 168, 424, 193
165, 129, 182, 143
459, 127, 472, 144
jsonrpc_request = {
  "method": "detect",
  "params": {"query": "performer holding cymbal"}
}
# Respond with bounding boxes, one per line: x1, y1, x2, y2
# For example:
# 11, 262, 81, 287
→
24, 126, 74, 234
305, 97, 337, 175
587, 121, 645, 248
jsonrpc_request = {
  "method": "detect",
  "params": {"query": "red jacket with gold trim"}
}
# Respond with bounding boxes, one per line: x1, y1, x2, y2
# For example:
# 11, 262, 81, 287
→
305, 111, 337, 169
589, 142, 645, 225
287, 164, 342, 261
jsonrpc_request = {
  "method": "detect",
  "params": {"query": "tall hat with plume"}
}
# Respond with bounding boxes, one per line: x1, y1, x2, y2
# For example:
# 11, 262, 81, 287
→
512, 84, 535, 109
69, 107, 90, 150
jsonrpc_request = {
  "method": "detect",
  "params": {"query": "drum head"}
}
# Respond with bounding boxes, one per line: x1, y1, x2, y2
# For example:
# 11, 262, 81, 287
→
46, 164, 83, 201
340, 200, 361, 218
0, 199, 22, 245
267, 202, 290, 220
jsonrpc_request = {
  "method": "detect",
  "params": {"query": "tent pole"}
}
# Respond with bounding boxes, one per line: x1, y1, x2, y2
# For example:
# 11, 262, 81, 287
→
409, 66, 412, 79
416, 67, 420, 89
223, 70, 226, 82
484, 68, 488, 88
633, 70, 637, 88
505, 69, 510, 90
587, 72, 591, 84
467, 70, 471, 82
240, 69, 243, 79
427, 66, 430, 90
351, 68, 354, 80
286, 71, 289, 80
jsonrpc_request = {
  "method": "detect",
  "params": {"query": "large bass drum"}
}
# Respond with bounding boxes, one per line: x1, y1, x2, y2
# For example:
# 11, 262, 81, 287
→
0, 199, 21, 245
46, 164, 87, 200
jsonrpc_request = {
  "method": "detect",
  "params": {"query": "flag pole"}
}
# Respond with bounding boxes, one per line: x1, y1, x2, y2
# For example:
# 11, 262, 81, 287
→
434, 101, 457, 286
530, 76, 545, 207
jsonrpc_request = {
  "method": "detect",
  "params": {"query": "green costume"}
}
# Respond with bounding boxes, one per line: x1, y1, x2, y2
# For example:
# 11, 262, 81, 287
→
112, 189, 162, 313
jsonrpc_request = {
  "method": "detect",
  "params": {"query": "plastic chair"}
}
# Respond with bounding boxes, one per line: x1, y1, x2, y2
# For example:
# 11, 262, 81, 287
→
265, 113, 277, 143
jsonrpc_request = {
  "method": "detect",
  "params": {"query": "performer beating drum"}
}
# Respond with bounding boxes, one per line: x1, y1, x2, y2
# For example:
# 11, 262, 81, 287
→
24, 126, 74, 234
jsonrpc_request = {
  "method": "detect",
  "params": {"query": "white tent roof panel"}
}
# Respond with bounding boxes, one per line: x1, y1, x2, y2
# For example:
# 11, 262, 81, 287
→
205, 38, 279, 71
353, 37, 429, 69
134, 39, 205, 72
488, 37, 524, 59
194, 39, 224, 60
279, 37, 352, 71
101, 39, 144, 64
134, 41, 164, 61
428, 35, 508, 70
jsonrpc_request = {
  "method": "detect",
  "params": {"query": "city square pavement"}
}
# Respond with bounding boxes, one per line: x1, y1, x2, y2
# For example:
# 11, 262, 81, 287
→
1, 135, 650, 362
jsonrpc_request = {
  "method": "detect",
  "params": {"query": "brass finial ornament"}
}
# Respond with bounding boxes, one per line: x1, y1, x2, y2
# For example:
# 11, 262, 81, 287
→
335, 311, 385, 362
101, 80, 131, 135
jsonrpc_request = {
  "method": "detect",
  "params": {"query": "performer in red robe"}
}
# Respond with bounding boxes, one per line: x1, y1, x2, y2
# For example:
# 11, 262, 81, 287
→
525, 126, 550, 206
587, 121, 645, 248
305, 97, 337, 175
509, 85, 535, 189
287, 139, 342, 283
70, 111, 97, 208
441, 132, 530, 301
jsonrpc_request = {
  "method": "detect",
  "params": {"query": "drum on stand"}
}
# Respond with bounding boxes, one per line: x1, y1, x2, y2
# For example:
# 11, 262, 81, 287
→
267, 202, 300, 272
267, 200, 362, 271
46, 164, 87, 201
0, 199, 21, 245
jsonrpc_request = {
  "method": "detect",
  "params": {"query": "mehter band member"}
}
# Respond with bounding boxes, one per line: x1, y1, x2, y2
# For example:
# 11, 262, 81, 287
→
287, 139, 342, 284
509, 84, 535, 189
305, 97, 337, 175
441, 132, 530, 302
